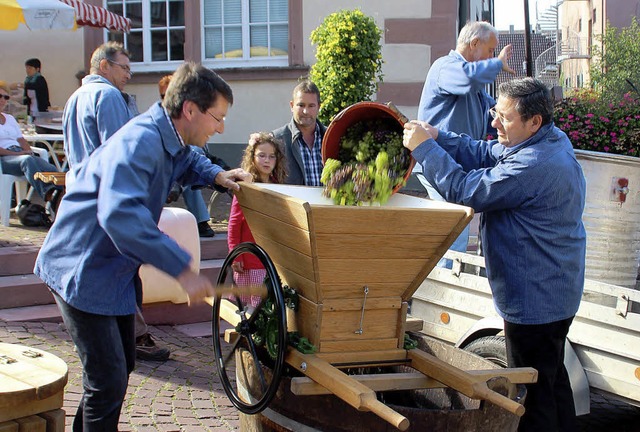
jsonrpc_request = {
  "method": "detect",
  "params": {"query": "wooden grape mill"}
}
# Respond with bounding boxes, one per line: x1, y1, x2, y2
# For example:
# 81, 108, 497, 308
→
209, 183, 536, 431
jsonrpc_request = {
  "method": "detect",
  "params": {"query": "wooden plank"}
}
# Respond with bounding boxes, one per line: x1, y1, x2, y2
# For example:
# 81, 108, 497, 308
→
395, 302, 409, 349
252, 233, 316, 283
273, 265, 319, 303
236, 184, 312, 231
0, 421, 18, 432
320, 282, 411, 300
317, 258, 426, 288
38, 409, 65, 432
319, 338, 399, 353
0, 392, 63, 423
242, 209, 312, 255
291, 368, 538, 396
405, 316, 424, 333
322, 297, 402, 312
310, 206, 470, 236
315, 349, 407, 365
295, 296, 320, 347
14, 416, 45, 432
314, 234, 446, 259
319, 309, 400, 341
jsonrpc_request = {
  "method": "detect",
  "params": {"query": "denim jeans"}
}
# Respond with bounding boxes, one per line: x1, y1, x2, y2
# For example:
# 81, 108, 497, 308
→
181, 146, 210, 223
52, 291, 135, 431
1, 147, 60, 199
416, 172, 470, 268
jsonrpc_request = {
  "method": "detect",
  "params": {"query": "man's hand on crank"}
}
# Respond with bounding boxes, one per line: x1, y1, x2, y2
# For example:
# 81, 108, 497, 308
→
177, 267, 215, 306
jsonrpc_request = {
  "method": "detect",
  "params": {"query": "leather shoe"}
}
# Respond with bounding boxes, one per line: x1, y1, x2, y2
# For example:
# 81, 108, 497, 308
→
135, 333, 170, 362
198, 221, 215, 237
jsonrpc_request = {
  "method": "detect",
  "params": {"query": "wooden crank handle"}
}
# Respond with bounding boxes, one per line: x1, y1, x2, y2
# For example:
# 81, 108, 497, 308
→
361, 397, 410, 431
214, 284, 268, 298
473, 382, 525, 417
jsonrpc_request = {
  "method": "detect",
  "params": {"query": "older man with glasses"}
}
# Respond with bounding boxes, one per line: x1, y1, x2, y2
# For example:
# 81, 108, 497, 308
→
61, 42, 172, 363
404, 77, 586, 432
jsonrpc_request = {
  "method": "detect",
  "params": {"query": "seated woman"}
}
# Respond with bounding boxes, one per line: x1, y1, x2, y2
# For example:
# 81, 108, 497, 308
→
0, 83, 61, 212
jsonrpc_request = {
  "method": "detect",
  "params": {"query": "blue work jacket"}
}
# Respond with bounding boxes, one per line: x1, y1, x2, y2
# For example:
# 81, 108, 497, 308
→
34, 103, 223, 316
412, 123, 587, 325
63, 74, 135, 179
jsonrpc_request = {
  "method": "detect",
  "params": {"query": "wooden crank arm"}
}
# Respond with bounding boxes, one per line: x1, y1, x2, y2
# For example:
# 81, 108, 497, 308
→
286, 350, 410, 431
407, 349, 527, 417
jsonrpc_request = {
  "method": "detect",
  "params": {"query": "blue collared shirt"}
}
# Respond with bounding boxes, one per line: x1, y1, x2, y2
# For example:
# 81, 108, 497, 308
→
297, 129, 323, 186
418, 50, 501, 140
35, 103, 223, 316
412, 123, 587, 324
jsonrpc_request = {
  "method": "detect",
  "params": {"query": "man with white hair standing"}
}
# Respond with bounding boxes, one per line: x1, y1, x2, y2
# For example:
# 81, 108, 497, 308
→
416, 21, 514, 266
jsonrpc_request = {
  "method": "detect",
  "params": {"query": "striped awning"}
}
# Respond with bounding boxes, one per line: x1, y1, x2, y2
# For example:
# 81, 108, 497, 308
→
59, 0, 130, 33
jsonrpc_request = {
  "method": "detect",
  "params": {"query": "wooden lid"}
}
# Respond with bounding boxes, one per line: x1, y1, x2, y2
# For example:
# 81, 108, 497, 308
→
0, 343, 68, 408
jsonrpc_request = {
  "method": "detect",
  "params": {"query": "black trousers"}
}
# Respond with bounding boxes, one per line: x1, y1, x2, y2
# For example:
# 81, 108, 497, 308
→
504, 317, 577, 432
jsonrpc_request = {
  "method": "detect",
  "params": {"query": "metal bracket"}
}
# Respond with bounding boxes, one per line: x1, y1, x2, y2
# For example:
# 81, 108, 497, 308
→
0, 355, 17, 365
616, 294, 630, 317
355, 286, 369, 335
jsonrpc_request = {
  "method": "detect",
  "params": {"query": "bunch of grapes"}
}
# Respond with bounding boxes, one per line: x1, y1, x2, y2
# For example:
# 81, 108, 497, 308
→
322, 118, 411, 205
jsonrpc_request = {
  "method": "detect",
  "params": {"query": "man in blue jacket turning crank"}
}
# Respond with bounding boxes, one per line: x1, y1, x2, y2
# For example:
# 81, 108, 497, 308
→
34, 63, 251, 431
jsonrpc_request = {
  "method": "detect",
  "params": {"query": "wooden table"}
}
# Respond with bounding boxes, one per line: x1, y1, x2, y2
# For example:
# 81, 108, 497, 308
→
0, 343, 68, 423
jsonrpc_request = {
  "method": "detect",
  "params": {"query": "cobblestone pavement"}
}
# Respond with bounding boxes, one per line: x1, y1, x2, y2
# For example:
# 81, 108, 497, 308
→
1, 320, 239, 431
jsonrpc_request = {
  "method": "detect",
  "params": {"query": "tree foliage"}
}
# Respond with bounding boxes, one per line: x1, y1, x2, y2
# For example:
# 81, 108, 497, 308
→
309, 9, 384, 124
590, 17, 640, 101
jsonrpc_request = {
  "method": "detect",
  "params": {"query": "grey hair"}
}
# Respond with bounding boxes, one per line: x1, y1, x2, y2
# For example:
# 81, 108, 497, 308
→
90, 42, 130, 74
498, 78, 554, 125
457, 21, 498, 48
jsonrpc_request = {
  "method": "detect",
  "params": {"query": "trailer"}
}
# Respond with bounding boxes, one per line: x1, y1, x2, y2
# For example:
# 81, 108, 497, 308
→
411, 249, 640, 415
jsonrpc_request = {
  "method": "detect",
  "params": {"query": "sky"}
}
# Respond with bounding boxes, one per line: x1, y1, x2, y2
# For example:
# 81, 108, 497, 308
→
494, 0, 558, 31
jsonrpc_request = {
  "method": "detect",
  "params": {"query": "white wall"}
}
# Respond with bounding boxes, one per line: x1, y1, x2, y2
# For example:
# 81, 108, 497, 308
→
0, 27, 84, 109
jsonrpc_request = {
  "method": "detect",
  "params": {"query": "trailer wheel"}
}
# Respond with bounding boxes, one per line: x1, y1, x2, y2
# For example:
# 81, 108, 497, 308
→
211, 242, 287, 414
464, 336, 508, 368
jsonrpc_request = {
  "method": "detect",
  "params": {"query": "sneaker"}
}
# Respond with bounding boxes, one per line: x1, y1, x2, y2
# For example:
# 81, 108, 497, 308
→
198, 221, 215, 237
135, 333, 170, 362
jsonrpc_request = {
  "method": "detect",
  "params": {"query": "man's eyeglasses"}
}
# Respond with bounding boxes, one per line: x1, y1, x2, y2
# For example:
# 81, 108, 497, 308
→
206, 110, 225, 124
107, 59, 133, 76
0, 95, 10, 101
489, 108, 508, 124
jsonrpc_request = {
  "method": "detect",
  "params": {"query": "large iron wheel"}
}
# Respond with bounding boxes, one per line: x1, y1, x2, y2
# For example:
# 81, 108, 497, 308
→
212, 242, 287, 414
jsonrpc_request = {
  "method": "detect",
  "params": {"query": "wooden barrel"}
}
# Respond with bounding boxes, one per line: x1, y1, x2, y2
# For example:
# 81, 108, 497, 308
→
0, 343, 68, 422
238, 335, 525, 432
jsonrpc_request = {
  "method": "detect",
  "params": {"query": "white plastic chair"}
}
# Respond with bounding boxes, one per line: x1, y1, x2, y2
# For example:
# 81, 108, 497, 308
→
0, 147, 50, 227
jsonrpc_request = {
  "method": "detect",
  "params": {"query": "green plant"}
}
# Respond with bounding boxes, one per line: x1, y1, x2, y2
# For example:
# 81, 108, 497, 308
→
590, 17, 640, 102
554, 88, 640, 157
309, 9, 383, 124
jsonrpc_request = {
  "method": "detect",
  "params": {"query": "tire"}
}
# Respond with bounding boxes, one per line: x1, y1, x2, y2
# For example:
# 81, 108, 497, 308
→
463, 335, 508, 368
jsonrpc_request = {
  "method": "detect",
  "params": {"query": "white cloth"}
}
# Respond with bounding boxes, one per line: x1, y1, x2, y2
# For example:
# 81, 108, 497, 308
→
0, 114, 23, 149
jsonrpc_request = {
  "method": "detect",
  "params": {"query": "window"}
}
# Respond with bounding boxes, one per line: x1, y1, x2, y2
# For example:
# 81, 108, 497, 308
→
202, 0, 288, 68
593, 8, 596, 24
106, 0, 185, 68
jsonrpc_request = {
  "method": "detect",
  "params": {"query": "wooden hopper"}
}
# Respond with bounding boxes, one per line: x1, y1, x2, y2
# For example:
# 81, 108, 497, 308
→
235, 182, 474, 354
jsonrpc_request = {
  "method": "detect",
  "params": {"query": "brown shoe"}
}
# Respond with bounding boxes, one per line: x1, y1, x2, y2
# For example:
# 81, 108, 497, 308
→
135, 333, 170, 362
